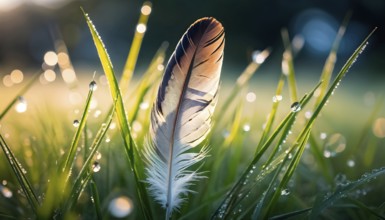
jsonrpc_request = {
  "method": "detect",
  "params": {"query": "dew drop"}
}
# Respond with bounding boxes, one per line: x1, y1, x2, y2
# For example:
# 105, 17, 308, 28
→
139, 102, 150, 110
347, 159, 355, 167
272, 95, 283, 103
89, 80, 97, 91
108, 196, 134, 218
320, 132, 327, 140
15, 96, 27, 113
290, 102, 301, 112
243, 124, 251, 132
95, 151, 102, 160
73, 119, 80, 127
281, 189, 290, 196
0, 186, 13, 198
92, 162, 101, 173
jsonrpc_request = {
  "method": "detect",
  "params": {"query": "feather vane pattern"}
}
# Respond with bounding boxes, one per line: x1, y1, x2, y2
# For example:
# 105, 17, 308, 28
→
144, 17, 224, 218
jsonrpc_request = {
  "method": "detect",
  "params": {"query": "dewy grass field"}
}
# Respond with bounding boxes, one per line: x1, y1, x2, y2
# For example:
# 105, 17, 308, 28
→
1, 2, 385, 219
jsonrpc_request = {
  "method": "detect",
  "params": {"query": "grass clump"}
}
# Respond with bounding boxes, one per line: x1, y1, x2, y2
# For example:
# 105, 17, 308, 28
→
0, 3, 384, 220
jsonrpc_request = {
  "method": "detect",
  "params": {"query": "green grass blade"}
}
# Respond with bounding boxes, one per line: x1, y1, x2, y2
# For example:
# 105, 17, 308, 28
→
256, 73, 285, 152
310, 166, 385, 219
313, 12, 351, 108
269, 208, 312, 220
346, 197, 385, 219
219, 48, 270, 118
0, 134, 39, 213
281, 29, 298, 103
82, 9, 152, 219
90, 179, 102, 220
61, 81, 95, 176
127, 41, 168, 122
212, 82, 322, 219
0, 73, 39, 121
261, 129, 312, 219
119, 1, 152, 95
0, 212, 17, 219
65, 103, 115, 212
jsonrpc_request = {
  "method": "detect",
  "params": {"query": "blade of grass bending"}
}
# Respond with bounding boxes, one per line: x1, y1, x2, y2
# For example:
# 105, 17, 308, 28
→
0, 212, 17, 219
269, 208, 312, 220
82, 10, 152, 219
0, 134, 39, 213
310, 166, 385, 219
0, 73, 39, 121
219, 48, 270, 118
128, 42, 168, 122
64, 103, 115, 212
212, 82, 322, 219
119, 1, 152, 95
261, 129, 312, 219
90, 179, 102, 220
313, 12, 351, 108
61, 82, 94, 176
281, 29, 298, 103
256, 73, 285, 153
346, 197, 385, 219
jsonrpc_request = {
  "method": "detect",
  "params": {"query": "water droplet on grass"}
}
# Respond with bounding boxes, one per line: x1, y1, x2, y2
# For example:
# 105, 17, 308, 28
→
73, 120, 80, 127
92, 162, 101, 173
0, 186, 13, 198
347, 159, 355, 167
281, 189, 290, 196
243, 124, 250, 132
290, 102, 301, 112
272, 95, 283, 103
109, 196, 133, 218
15, 96, 27, 113
89, 80, 97, 91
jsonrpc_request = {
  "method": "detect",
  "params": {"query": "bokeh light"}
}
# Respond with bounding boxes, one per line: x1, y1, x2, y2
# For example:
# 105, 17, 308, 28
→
141, 3, 152, 15
108, 196, 133, 218
44, 51, 58, 66
136, 24, 147, 34
373, 118, 385, 138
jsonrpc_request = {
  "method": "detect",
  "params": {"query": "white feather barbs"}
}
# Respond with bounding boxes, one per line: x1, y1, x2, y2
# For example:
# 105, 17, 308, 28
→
144, 17, 225, 219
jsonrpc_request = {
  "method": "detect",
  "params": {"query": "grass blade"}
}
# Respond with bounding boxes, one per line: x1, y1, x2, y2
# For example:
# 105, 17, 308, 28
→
64, 103, 115, 212
212, 82, 322, 219
89, 179, 102, 220
0, 134, 39, 213
219, 48, 270, 119
82, 9, 152, 219
313, 12, 351, 107
281, 29, 298, 103
256, 73, 285, 152
119, 1, 152, 95
310, 166, 385, 219
60, 81, 95, 176
0, 73, 39, 121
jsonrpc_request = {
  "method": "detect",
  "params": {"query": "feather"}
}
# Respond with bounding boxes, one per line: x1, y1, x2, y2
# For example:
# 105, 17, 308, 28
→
143, 17, 224, 218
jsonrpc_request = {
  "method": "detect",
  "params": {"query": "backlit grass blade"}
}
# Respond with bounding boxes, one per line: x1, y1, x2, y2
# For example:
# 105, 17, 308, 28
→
256, 73, 285, 152
64, 103, 115, 212
119, 1, 152, 95
219, 48, 270, 118
0, 212, 17, 219
0, 134, 39, 213
310, 166, 385, 219
281, 29, 298, 103
60, 81, 95, 176
82, 9, 152, 219
0, 73, 39, 121
313, 12, 351, 108
269, 208, 312, 220
346, 197, 385, 219
89, 179, 102, 220
127, 41, 168, 122
212, 82, 321, 219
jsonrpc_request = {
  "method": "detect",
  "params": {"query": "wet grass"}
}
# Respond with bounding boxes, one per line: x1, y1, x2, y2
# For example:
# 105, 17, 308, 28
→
1, 3, 385, 219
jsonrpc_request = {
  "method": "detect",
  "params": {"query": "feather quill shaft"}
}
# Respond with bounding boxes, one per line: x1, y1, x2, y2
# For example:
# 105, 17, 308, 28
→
144, 17, 224, 218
